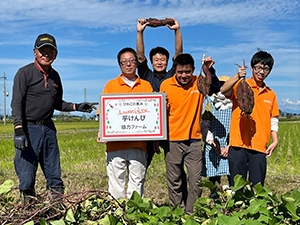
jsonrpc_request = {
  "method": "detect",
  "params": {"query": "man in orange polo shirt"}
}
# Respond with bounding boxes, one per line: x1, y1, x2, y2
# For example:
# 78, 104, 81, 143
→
160, 53, 220, 215
221, 50, 279, 187
97, 47, 153, 199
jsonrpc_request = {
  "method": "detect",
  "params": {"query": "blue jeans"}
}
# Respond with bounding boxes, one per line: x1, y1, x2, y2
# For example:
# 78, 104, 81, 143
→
14, 121, 64, 194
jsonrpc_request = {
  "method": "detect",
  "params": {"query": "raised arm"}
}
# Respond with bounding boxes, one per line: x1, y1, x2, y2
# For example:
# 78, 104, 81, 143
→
136, 18, 148, 63
221, 66, 246, 96
167, 18, 183, 60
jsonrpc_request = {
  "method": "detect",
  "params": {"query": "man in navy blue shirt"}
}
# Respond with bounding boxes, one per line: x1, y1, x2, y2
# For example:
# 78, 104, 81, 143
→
136, 18, 183, 168
136, 18, 183, 92
11, 33, 96, 202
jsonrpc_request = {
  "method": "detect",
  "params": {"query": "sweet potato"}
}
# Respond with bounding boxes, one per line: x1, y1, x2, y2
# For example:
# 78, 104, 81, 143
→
197, 64, 212, 96
145, 18, 175, 27
236, 79, 255, 118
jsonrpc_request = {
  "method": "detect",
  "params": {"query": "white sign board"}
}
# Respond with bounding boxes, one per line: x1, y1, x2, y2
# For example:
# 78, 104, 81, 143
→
99, 92, 167, 141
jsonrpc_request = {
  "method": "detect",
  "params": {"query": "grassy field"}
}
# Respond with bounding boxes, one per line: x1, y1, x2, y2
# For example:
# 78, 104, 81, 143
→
0, 120, 299, 205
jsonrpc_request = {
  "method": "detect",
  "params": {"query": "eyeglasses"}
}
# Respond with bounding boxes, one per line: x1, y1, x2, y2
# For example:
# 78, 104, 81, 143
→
253, 65, 270, 73
120, 59, 137, 66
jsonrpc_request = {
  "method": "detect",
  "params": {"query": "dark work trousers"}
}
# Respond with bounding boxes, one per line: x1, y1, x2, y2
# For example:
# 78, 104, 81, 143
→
146, 140, 168, 168
228, 146, 267, 188
165, 141, 203, 215
14, 121, 64, 195
147, 140, 188, 206
146, 141, 156, 168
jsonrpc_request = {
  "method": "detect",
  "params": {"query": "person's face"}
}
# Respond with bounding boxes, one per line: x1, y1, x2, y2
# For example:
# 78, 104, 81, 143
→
34, 46, 57, 69
251, 62, 270, 86
175, 64, 195, 85
119, 52, 137, 79
151, 53, 168, 74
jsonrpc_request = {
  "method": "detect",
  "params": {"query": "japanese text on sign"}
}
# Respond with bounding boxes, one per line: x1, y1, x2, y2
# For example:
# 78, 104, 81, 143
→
99, 93, 167, 141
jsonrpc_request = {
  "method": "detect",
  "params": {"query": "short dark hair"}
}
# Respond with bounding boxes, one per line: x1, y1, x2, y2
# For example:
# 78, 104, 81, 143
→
173, 53, 195, 69
117, 47, 138, 65
149, 47, 170, 63
251, 49, 274, 71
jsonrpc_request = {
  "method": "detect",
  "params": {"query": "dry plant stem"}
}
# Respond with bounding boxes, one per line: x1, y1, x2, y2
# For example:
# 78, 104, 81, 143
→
1, 190, 132, 225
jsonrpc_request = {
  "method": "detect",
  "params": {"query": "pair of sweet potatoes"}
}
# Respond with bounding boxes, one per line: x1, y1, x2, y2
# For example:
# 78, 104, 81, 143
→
197, 59, 255, 118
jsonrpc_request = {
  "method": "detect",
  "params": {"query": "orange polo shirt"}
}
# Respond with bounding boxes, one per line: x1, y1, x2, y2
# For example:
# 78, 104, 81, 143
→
160, 75, 204, 141
98, 74, 153, 152
228, 77, 279, 153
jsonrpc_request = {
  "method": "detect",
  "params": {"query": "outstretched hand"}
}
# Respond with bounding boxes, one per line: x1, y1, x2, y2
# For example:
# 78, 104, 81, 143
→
76, 102, 98, 113
203, 56, 215, 69
166, 18, 180, 30
137, 18, 148, 32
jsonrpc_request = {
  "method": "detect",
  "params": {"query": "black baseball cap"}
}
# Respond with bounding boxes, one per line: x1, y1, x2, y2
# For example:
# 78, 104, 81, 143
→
34, 33, 57, 50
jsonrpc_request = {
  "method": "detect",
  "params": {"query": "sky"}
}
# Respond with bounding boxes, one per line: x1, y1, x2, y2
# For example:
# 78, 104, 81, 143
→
0, 0, 299, 117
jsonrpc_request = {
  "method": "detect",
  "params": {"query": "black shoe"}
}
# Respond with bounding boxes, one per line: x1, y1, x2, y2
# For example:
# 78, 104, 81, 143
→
209, 188, 219, 200
47, 185, 65, 200
20, 188, 36, 204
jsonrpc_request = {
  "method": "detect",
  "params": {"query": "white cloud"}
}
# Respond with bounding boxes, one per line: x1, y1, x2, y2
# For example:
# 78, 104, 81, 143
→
282, 98, 300, 106
0, 0, 298, 31
0, 0, 298, 114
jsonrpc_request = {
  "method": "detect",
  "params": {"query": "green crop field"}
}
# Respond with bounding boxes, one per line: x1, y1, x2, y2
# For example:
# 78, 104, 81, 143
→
0, 120, 299, 205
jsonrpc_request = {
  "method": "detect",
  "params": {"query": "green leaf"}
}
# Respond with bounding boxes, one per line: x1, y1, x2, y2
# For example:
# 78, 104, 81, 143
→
152, 206, 170, 220
275, 194, 283, 203
97, 215, 110, 225
109, 214, 120, 225
257, 206, 269, 215
227, 216, 241, 225
0, 180, 14, 195
247, 203, 260, 215
288, 190, 300, 205
127, 191, 146, 213
137, 212, 150, 221
254, 183, 269, 197
196, 196, 211, 206
285, 201, 300, 221
39, 219, 47, 225
235, 200, 244, 207
128, 191, 143, 204
282, 195, 296, 204
49, 219, 66, 225
217, 215, 231, 224
231, 175, 250, 192
172, 206, 185, 217
198, 179, 218, 190
183, 218, 199, 225
247, 199, 266, 215
23, 222, 34, 225
245, 220, 263, 225
137, 202, 149, 211
257, 213, 271, 223
65, 209, 76, 222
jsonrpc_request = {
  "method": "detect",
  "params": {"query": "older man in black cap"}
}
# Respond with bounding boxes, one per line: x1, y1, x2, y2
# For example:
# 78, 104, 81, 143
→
11, 33, 96, 202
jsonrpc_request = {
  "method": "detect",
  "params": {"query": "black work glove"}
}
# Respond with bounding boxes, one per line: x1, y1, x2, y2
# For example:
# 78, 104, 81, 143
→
14, 128, 28, 151
75, 102, 98, 113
